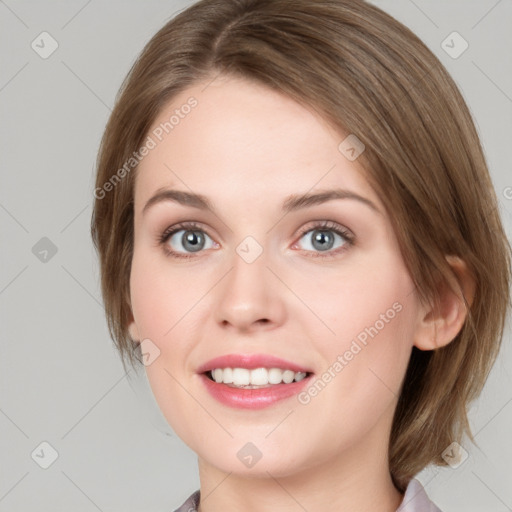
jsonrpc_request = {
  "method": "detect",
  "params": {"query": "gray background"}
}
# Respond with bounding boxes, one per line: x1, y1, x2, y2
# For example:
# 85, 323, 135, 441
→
1, 0, 511, 510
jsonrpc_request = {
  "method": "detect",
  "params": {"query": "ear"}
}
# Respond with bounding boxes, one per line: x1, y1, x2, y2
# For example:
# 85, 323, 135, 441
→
414, 255, 476, 351
127, 312, 140, 342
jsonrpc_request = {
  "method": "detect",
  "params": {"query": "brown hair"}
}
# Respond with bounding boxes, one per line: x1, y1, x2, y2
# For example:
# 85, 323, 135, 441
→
90, 0, 511, 491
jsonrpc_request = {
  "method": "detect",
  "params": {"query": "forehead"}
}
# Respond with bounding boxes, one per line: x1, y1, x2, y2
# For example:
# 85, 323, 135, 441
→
134, 75, 379, 213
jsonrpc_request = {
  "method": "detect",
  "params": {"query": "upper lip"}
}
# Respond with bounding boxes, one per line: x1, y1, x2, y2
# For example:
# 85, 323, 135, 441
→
197, 353, 313, 374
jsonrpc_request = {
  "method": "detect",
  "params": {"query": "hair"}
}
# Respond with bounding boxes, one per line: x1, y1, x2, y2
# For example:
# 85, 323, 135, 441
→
90, 0, 511, 492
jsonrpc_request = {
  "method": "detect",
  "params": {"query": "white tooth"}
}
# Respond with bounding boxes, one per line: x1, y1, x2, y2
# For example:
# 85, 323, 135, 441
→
282, 370, 295, 384
250, 368, 268, 385
222, 367, 233, 384
232, 368, 250, 386
268, 368, 284, 384
211, 367, 307, 386
294, 371, 307, 382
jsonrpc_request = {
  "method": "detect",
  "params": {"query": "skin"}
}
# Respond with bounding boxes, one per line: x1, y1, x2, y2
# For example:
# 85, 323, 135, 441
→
128, 74, 473, 512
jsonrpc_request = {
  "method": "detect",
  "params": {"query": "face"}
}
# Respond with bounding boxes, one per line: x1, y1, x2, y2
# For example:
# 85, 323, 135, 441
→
128, 74, 425, 478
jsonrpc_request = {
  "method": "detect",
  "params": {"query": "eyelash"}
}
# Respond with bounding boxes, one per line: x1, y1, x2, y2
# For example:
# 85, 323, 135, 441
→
157, 220, 355, 260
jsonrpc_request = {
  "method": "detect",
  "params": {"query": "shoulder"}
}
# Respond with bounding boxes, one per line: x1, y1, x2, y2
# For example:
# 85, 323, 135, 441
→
397, 478, 443, 512
172, 489, 200, 512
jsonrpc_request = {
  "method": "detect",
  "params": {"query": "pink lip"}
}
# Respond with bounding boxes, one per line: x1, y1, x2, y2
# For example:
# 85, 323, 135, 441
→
196, 353, 314, 410
196, 353, 312, 374
199, 374, 313, 409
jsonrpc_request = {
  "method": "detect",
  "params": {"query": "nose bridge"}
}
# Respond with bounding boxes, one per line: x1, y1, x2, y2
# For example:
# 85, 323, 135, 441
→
213, 236, 285, 329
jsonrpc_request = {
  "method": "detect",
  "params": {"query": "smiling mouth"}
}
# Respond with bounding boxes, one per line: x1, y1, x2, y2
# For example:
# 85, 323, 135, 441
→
203, 368, 313, 388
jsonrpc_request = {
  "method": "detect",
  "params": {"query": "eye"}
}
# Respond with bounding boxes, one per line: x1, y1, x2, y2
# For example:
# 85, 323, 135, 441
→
158, 220, 354, 260
159, 222, 218, 259
293, 221, 354, 258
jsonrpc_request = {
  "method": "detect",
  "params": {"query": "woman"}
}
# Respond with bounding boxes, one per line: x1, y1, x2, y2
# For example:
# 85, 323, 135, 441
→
90, 0, 511, 510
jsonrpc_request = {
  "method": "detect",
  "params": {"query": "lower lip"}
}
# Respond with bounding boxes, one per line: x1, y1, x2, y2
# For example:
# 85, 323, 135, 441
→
199, 373, 312, 409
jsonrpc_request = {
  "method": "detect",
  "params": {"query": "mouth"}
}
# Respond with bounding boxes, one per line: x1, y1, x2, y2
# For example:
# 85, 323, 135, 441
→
197, 353, 314, 409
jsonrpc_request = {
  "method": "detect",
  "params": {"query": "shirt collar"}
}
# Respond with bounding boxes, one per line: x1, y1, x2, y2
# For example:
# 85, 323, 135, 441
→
397, 478, 443, 512
173, 478, 442, 512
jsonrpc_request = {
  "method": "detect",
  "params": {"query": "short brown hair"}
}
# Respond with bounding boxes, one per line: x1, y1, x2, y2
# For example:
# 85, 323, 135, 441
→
90, 0, 511, 491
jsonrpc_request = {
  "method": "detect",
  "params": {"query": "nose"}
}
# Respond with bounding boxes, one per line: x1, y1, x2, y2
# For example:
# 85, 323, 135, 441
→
213, 245, 287, 333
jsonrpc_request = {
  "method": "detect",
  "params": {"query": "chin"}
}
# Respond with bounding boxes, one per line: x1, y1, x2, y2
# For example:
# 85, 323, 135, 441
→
197, 441, 316, 479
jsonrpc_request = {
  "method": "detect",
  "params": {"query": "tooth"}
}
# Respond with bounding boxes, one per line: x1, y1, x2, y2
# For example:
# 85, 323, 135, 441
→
250, 368, 268, 385
222, 367, 233, 384
232, 368, 250, 386
268, 368, 284, 384
209, 367, 309, 386
282, 370, 295, 384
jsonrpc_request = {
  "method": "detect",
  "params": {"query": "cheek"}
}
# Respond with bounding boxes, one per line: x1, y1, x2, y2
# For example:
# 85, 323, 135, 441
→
129, 249, 198, 341
129, 251, 204, 439
298, 249, 419, 407
311, 287, 418, 425
288, 247, 416, 348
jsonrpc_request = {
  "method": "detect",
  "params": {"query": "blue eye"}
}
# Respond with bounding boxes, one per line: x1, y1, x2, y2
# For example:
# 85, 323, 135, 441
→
159, 222, 216, 258
294, 220, 354, 258
297, 228, 348, 253
158, 220, 354, 259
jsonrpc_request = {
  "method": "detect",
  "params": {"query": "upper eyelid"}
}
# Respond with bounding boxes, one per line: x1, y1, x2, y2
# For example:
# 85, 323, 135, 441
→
163, 220, 352, 245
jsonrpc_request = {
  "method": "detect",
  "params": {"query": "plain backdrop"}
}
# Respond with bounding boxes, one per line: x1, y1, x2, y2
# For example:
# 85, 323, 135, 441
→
1, 1, 511, 511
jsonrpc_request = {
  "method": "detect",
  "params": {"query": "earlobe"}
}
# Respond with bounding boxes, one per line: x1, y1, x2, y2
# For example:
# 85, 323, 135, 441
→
414, 255, 476, 351
127, 313, 140, 342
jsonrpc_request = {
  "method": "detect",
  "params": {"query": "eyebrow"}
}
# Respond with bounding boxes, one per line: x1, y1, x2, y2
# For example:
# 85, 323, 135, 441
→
142, 187, 380, 216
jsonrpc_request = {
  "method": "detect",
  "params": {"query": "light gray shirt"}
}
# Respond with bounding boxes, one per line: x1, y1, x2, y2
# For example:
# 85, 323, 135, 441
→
172, 478, 442, 511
